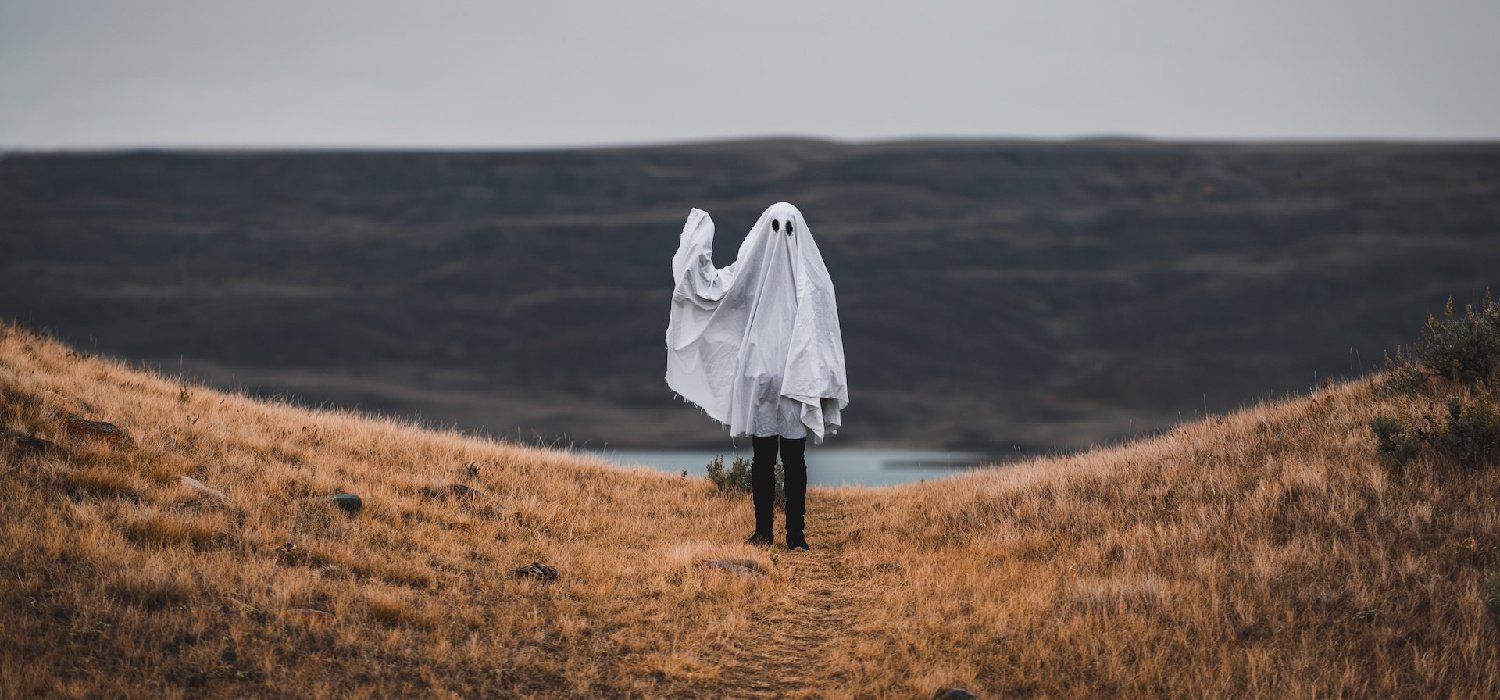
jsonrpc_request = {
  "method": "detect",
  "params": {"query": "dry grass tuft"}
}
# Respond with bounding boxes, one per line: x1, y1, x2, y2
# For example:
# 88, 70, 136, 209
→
60, 466, 143, 501
363, 586, 438, 630
121, 511, 229, 551
3, 320, 1500, 697
107, 569, 198, 611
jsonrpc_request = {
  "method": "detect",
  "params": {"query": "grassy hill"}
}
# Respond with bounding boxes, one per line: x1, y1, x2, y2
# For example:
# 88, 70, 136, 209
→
3, 140, 1498, 451
3, 319, 1499, 697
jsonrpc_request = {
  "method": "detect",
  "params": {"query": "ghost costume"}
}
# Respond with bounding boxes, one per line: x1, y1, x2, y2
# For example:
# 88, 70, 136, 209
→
665, 202, 848, 444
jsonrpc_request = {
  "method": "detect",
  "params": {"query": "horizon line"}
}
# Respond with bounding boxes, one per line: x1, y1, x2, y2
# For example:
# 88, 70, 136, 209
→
6, 132, 1500, 156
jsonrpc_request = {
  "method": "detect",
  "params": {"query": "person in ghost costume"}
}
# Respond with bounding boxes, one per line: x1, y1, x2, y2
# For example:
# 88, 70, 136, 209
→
666, 202, 848, 550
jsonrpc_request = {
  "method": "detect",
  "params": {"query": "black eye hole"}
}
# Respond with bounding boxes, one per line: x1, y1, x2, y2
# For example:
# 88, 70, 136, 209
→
787, 220, 795, 235
771, 219, 780, 232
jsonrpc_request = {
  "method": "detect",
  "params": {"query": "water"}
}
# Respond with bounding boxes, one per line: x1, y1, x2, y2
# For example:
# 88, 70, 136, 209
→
580, 447, 997, 487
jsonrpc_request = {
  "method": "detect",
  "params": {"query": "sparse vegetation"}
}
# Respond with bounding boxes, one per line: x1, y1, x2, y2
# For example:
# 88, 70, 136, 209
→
4, 320, 1500, 697
1373, 293, 1500, 471
1438, 396, 1500, 470
1421, 293, 1500, 387
1375, 347, 1427, 396
705, 454, 785, 507
1381, 292, 1500, 393
1370, 413, 1422, 467
1369, 398, 1500, 471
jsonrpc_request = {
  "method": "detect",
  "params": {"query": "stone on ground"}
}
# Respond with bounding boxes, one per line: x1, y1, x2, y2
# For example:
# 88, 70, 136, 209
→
179, 475, 226, 501
702, 558, 766, 577
512, 562, 559, 581
60, 413, 132, 445
324, 493, 362, 513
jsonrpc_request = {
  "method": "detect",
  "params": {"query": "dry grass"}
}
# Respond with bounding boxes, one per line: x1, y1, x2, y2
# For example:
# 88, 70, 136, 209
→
833, 384, 1500, 697
2, 321, 1499, 698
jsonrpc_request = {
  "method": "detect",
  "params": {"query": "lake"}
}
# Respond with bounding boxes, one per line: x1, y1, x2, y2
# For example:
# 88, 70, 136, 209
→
580, 448, 999, 487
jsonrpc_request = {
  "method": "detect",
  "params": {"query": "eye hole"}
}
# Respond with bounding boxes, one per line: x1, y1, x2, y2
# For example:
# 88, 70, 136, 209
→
771, 219, 780, 232
787, 221, 795, 235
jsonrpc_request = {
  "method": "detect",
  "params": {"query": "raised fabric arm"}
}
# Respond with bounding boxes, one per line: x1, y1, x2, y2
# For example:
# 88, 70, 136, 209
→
671, 208, 729, 309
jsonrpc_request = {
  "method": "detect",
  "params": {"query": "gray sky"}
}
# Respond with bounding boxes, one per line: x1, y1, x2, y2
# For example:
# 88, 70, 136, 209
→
3, 0, 1498, 148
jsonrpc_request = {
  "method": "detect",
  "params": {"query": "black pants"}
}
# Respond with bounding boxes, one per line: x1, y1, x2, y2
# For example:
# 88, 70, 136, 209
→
751, 435, 807, 541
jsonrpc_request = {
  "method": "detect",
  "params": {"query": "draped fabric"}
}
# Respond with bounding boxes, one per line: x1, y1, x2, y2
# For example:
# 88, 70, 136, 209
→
665, 202, 848, 443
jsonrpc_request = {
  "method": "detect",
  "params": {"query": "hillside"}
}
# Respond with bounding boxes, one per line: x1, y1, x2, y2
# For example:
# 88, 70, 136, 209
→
3, 321, 1499, 697
3, 140, 1498, 451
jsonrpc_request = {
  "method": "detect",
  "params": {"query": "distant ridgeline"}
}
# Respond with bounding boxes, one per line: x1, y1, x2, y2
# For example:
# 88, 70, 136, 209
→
2, 139, 1498, 450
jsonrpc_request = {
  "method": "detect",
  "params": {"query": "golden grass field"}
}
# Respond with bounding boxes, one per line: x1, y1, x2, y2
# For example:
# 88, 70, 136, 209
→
2, 319, 1498, 698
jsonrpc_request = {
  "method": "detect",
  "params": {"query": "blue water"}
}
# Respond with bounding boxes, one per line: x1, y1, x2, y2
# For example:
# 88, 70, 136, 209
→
580, 448, 996, 487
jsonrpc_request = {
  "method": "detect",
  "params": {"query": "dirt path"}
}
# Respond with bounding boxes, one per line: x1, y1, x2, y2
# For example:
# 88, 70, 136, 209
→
714, 492, 864, 698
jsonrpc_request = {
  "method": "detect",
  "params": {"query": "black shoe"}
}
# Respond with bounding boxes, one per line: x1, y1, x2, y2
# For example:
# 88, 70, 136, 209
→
786, 536, 810, 551
745, 531, 773, 547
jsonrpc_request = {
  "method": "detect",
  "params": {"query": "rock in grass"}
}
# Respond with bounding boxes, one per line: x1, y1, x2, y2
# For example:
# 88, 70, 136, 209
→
179, 475, 226, 501
512, 562, 559, 581
421, 483, 487, 500
932, 688, 979, 700
702, 558, 765, 577
60, 413, 132, 446
324, 493, 362, 513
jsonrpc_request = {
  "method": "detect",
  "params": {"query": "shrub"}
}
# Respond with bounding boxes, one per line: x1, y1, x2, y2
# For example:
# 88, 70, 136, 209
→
705, 454, 784, 508
1371, 396, 1500, 471
1423, 293, 1500, 387
1374, 293, 1500, 470
1436, 397, 1500, 471
1370, 414, 1423, 468
1376, 348, 1427, 396
1382, 291, 1500, 394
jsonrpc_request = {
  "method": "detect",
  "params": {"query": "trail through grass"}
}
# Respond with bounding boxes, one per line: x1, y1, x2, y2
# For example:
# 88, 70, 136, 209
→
714, 495, 862, 698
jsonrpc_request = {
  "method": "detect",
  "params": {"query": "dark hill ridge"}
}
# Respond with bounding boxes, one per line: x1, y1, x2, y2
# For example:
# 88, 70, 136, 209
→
3, 139, 1498, 450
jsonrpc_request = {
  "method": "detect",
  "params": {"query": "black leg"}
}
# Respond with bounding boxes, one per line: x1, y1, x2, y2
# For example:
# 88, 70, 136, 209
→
749, 436, 779, 540
780, 436, 808, 548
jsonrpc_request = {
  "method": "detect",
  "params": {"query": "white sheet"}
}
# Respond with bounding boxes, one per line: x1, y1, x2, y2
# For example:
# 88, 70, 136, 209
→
666, 202, 848, 443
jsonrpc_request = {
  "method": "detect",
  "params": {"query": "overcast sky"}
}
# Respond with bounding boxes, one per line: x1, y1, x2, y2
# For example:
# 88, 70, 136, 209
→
3, 0, 1497, 149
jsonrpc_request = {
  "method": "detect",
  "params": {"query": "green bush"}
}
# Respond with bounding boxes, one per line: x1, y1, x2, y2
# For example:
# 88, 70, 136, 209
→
1382, 291, 1500, 394
1436, 397, 1500, 471
1373, 292, 1500, 470
705, 454, 784, 508
1423, 294, 1500, 387
1370, 414, 1424, 468
1371, 396, 1500, 471
1376, 347, 1427, 396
